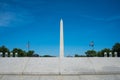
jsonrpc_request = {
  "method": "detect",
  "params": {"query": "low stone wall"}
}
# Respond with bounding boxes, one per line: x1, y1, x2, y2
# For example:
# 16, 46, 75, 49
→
0, 57, 120, 75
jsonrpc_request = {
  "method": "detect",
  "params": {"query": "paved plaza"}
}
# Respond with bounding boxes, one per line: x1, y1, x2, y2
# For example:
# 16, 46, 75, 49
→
0, 57, 120, 80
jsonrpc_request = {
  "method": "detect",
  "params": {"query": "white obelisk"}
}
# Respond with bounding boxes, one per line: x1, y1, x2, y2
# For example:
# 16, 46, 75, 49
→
60, 19, 64, 58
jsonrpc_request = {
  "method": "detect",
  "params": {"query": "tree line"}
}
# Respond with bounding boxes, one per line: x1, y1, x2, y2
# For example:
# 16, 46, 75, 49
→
0, 46, 38, 57
0, 46, 56, 57
75, 43, 120, 57
0, 42, 120, 57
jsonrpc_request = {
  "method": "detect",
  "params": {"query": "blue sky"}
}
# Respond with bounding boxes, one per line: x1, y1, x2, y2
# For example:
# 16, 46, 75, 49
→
0, 0, 120, 56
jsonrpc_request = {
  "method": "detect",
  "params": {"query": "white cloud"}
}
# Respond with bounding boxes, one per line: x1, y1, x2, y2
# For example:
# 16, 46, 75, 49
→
0, 2, 15, 27
0, 10, 34, 27
0, 1, 35, 27
0, 12, 15, 27
106, 16, 120, 21
80, 14, 120, 22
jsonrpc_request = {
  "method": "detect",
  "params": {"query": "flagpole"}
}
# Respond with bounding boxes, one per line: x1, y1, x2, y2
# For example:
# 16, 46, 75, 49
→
27, 41, 30, 52
89, 41, 94, 50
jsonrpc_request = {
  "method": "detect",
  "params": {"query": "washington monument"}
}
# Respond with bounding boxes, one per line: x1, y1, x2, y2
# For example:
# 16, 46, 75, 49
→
60, 19, 64, 58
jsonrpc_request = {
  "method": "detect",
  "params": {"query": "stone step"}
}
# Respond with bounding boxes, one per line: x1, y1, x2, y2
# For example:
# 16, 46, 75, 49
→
0, 74, 120, 80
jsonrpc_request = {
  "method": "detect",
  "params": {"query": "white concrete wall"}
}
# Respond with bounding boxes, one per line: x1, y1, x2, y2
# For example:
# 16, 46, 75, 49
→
0, 57, 120, 75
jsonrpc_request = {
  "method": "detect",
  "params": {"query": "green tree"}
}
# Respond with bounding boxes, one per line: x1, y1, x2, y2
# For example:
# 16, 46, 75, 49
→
74, 54, 86, 57
12, 48, 26, 57
32, 54, 39, 57
85, 50, 97, 57
42, 55, 53, 57
27, 50, 34, 57
97, 48, 111, 57
0, 45, 10, 57
74, 54, 80, 57
112, 43, 120, 57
